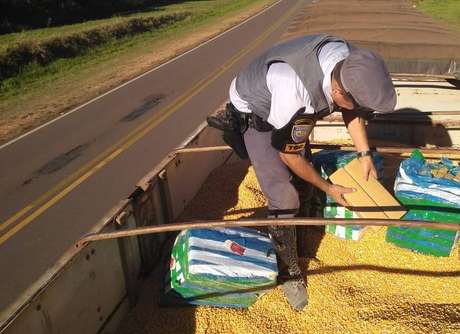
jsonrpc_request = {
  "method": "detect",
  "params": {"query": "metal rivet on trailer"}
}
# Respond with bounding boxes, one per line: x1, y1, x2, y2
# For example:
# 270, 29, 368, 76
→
159, 170, 167, 181
115, 211, 127, 226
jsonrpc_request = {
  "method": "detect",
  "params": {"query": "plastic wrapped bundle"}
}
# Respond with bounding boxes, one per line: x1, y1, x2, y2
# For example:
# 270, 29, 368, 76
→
165, 227, 278, 308
313, 150, 383, 240
313, 150, 383, 180
387, 150, 460, 257
323, 205, 364, 240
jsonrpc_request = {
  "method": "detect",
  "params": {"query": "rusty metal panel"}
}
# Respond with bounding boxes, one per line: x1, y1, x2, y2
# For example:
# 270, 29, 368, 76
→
312, 80, 460, 147
131, 182, 165, 274
116, 205, 143, 306
1, 234, 126, 334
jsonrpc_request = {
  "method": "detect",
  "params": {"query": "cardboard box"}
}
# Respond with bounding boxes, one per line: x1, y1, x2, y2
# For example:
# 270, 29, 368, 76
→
329, 158, 406, 219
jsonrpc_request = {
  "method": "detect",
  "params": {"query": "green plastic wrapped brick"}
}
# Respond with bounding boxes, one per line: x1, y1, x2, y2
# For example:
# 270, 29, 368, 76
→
324, 205, 366, 240
313, 150, 384, 241
164, 227, 278, 308
387, 150, 460, 257
387, 212, 459, 257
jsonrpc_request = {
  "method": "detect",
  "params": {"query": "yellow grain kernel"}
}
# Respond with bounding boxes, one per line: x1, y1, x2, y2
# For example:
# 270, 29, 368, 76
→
117, 161, 460, 334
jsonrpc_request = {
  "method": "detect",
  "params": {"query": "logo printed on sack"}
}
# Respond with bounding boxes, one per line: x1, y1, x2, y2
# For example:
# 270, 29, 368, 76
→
225, 240, 246, 256
291, 118, 314, 143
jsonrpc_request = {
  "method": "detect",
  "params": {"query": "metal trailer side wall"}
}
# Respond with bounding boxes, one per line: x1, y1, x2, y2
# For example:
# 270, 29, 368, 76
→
0, 124, 231, 334
2, 79, 459, 333
0, 200, 131, 334
312, 80, 460, 147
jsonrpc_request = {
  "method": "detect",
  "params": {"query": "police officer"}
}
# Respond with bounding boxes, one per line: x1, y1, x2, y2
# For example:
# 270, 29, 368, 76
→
210, 34, 396, 311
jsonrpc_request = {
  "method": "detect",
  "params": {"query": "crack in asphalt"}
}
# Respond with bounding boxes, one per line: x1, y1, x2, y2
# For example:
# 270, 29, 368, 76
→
22, 142, 92, 186
120, 93, 166, 122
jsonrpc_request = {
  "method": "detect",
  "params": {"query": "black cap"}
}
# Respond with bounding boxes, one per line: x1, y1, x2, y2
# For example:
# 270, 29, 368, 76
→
340, 48, 396, 113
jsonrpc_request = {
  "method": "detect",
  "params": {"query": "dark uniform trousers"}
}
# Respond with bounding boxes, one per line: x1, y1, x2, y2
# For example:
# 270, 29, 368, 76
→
243, 127, 313, 259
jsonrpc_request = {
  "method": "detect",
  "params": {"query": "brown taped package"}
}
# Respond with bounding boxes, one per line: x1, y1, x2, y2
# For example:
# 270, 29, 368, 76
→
329, 158, 406, 219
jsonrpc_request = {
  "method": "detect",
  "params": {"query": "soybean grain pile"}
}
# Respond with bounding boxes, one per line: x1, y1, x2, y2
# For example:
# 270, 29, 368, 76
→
118, 161, 460, 334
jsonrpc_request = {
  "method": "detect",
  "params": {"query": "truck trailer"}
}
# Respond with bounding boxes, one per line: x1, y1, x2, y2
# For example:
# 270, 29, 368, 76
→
1, 75, 459, 334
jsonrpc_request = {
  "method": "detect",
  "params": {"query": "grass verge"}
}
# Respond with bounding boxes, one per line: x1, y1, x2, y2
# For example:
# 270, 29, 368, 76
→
414, 0, 460, 32
0, 0, 275, 144
0, 13, 191, 80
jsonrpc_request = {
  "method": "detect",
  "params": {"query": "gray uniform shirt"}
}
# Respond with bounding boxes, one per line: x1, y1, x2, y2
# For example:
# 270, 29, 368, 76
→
229, 42, 350, 129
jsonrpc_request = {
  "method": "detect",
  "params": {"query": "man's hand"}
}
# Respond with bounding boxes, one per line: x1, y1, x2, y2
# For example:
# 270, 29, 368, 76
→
280, 153, 355, 207
359, 155, 377, 181
326, 184, 356, 207
342, 111, 377, 180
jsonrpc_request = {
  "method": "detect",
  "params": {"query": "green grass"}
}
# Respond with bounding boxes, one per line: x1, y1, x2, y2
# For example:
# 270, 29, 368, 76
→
0, 19, 180, 98
0, 0, 265, 51
415, 0, 460, 31
0, 4, 199, 52
0, 0, 269, 99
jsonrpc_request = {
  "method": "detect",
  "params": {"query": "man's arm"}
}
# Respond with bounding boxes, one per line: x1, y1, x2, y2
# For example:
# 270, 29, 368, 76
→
279, 152, 354, 206
342, 111, 377, 180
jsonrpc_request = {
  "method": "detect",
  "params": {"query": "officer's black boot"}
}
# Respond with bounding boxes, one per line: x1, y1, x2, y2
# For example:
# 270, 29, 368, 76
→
290, 174, 314, 258
268, 224, 308, 311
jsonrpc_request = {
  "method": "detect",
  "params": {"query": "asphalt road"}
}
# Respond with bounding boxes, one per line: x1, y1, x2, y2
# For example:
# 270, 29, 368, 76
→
0, 0, 306, 312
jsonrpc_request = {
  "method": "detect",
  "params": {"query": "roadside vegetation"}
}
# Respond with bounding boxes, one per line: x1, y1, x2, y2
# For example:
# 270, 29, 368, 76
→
414, 0, 460, 32
1, 1, 179, 33
0, 12, 190, 82
0, 0, 274, 144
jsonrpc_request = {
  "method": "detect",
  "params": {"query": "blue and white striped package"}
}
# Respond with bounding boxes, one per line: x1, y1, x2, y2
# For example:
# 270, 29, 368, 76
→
167, 227, 278, 308
312, 150, 384, 180
186, 228, 278, 284
394, 153, 460, 207
388, 151, 460, 257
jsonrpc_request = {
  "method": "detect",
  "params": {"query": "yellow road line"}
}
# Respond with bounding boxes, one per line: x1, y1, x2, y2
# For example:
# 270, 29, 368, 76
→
0, 149, 123, 245
0, 0, 303, 246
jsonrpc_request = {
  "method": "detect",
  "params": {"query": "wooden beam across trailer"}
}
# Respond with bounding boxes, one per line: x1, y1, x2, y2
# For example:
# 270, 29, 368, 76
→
77, 217, 459, 245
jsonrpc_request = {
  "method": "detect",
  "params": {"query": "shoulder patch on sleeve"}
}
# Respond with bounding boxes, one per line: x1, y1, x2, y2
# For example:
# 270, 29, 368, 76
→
283, 142, 306, 153
291, 118, 315, 143
270, 109, 316, 153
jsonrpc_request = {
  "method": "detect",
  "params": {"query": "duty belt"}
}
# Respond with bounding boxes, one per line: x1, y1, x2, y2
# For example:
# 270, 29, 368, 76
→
247, 112, 273, 132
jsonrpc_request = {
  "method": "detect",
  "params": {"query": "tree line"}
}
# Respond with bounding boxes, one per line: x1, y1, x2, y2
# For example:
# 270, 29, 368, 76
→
0, 0, 179, 34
